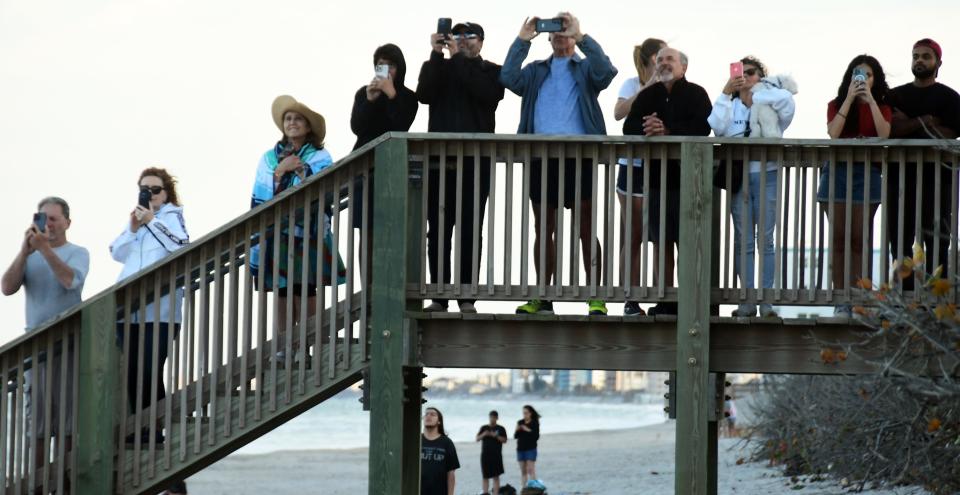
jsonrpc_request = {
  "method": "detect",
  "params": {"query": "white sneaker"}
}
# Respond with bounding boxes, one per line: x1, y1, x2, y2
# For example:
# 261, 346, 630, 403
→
458, 302, 477, 313
424, 302, 447, 312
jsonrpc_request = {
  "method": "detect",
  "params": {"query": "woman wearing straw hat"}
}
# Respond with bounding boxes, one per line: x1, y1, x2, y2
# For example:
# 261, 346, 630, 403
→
250, 95, 345, 351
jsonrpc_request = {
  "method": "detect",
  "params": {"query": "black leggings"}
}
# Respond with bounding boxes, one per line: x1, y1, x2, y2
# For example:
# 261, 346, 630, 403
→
117, 322, 177, 413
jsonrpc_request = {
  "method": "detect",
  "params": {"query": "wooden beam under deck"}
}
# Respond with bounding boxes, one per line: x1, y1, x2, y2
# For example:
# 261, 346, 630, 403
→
415, 313, 890, 375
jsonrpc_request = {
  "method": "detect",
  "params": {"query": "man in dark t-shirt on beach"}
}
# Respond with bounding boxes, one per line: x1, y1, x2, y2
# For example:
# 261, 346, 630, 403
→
476, 410, 508, 495
887, 38, 960, 284
421, 407, 460, 495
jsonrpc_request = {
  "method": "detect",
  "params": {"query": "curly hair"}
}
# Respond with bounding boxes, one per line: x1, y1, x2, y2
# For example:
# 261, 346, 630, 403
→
834, 55, 890, 137
139, 167, 181, 206
740, 56, 767, 78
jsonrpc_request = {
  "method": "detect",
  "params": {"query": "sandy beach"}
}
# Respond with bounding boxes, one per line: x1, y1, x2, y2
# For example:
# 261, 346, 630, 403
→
186, 420, 926, 494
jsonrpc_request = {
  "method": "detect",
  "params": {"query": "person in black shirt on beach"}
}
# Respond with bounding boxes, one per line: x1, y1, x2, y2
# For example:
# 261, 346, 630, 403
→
476, 410, 508, 495
887, 38, 960, 284
623, 47, 712, 316
514, 405, 541, 487
421, 407, 460, 495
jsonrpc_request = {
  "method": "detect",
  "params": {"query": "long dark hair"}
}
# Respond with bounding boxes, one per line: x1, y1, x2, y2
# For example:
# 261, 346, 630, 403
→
426, 407, 446, 436
834, 55, 889, 137
522, 405, 541, 423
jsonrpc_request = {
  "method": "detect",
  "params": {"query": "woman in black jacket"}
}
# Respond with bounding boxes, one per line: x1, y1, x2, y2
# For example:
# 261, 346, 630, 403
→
514, 404, 541, 487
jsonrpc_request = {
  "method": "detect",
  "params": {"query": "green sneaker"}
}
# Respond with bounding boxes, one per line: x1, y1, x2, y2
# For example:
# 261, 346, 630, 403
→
588, 300, 608, 316
516, 300, 554, 315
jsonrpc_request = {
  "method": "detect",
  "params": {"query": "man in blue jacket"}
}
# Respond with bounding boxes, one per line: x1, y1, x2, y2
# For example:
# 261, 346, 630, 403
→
501, 12, 617, 316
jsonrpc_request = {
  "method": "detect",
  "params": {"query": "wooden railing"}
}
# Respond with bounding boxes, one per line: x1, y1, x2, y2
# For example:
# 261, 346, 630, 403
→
401, 134, 960, 310
1, 133, 957, 494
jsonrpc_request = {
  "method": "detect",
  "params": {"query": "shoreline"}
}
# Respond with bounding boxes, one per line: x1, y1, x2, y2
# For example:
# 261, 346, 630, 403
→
187, 420, 925, 494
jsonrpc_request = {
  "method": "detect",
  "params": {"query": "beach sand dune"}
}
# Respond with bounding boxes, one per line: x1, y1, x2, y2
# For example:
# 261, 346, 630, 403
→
186, 421, 925, 494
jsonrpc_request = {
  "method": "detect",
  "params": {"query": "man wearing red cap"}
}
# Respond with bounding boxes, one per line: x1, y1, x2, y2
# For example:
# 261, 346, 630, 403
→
887, 38, 960, 279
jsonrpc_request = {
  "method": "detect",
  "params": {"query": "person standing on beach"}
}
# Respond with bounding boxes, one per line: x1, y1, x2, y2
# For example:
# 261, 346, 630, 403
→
514, 405, 541, 487
477, 410, 508, 494
421, 407, 460, 495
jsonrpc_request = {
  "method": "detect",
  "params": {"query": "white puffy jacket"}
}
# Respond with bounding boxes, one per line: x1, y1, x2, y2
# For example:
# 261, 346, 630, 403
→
110, 203, 190, 323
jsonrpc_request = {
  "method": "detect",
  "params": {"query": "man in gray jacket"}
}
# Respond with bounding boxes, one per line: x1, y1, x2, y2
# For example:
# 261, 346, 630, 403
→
501, 12, 617, 316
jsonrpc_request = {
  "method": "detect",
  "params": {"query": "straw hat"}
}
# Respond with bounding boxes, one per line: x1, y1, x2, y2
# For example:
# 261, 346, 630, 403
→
271, 95, 326, 148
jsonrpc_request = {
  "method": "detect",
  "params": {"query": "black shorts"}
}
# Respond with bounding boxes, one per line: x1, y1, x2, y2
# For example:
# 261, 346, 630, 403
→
616, 164, 645, 197
529, 158, 595, 208
647, 188, 680, 245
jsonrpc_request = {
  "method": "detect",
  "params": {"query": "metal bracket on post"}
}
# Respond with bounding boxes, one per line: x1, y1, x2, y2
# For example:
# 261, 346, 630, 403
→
359, 369, 371, 411
664, 371, 677, 419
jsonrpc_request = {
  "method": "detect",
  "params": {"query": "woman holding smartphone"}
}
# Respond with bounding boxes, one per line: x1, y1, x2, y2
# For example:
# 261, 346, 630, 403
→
818, 55, 891, 316
110, 167, 189, 442
708, 56, 796, 317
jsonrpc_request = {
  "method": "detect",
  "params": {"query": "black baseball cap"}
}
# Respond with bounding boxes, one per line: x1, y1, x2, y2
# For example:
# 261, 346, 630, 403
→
452, 22, 484, 39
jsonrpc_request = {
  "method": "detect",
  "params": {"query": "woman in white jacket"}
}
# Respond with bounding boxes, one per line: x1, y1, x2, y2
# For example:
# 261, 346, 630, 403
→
110, 167, 189, 441
708, 57, 795, 317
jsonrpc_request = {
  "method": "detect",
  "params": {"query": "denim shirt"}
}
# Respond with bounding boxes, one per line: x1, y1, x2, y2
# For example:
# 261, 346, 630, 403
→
500, 34, 617, 135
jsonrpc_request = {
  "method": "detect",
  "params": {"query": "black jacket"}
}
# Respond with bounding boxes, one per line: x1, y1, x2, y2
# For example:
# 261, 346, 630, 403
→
416, 51, 504, 133
623, 77, 712, 190
351, 44, 419, 150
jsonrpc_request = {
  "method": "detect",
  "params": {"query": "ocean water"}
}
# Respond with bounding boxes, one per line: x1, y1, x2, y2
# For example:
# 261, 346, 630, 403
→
236, 392, 667, 455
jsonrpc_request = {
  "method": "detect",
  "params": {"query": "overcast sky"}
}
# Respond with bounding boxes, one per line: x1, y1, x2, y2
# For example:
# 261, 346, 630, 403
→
1, 0, 958, 349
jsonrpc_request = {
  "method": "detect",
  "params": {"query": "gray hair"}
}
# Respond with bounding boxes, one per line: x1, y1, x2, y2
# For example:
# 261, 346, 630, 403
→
656, 47, 689, 66
37, 196, 71, 220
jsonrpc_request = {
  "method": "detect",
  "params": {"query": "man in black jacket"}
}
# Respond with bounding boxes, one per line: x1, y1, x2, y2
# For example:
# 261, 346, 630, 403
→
350, 43, 418, 277
623, 47, 711, 315
417, 22, 505, 313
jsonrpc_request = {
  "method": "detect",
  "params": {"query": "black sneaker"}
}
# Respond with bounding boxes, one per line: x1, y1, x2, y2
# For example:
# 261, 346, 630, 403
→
648, 302, 678, 316
624, 301, 646, 316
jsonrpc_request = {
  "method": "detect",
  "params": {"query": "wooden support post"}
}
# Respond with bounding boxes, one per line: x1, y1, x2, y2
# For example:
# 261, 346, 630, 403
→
369, 136, 421, 495
76, 295, 118, 495
676, 141, 715, 495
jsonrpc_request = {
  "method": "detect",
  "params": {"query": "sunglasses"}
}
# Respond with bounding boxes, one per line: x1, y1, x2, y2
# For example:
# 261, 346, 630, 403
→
743, 68, 759, 76
452, 33, 480, 41
139, 185, 164, 195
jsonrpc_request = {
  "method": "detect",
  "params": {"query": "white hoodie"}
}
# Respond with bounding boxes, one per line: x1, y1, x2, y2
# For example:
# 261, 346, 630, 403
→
707, 86, 795, 173
110, 203, 189, 323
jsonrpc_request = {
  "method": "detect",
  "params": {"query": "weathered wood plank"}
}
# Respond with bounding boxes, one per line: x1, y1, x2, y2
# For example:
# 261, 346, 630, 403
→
76, 295, 118, 495
676, 141, 715, 495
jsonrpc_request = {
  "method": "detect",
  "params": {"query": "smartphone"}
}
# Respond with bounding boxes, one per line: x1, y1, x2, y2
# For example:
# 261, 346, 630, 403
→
375, 64, 390, 80
437, 18, 452, 37
138, 190, 152, 208
535, 18, 564, 33
729, 61, 744, 79
32, 212, 47, 232
852, 67, 867, 83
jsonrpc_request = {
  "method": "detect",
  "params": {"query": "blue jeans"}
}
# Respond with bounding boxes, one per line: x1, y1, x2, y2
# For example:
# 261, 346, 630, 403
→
730, 170, 778, 293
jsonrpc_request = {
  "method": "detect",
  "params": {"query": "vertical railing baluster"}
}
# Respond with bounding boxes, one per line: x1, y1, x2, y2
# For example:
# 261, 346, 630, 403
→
134, 279, 147, 478
914, 148, 924, 301
227, 228, 240, 434
486, 142, 497, 297
521, 144, 531, 297
180, 252, 193, 458
241, 221, 253, 427
933, 149, 943, 271
472, 141, 482, 299
149, 270, 162, 474
344, 171, 355, 370
658, 145, 667, 300
57, 329, 69, 493
315, 181, 326, 386
299, 185, 313, 393
774, 147, 785, 302
454, 143, 464, 300
642, 144, 653, 300
421, 143, 430, 298
166, 260, 178, 467
571, 144, 582, 297
556, 144, 566, 298
360, 159, 371, 361
329, 182, 340, 379
605, 144, 616, 300
504, 143, 515, 297
590, 144, 600, 299
438, 142, 448, 298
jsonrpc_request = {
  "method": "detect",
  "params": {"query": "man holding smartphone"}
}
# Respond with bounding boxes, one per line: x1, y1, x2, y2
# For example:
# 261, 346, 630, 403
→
2, 196, 89, 330
500, 12, 617, 316
417, 20, 505, 314
1, 196, 89, 467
